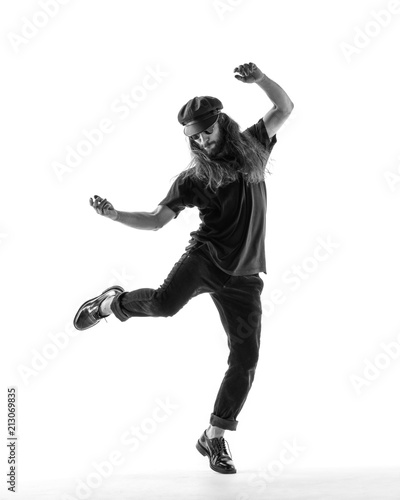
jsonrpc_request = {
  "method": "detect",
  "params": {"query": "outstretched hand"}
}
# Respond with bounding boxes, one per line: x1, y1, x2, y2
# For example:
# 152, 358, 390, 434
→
234, 62, 264, 84
90, 195, 118, 220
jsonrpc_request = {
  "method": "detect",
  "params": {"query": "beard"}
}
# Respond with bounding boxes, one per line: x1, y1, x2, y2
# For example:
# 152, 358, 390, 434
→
200, 134, 226, 159
201, 134, 243, 174
193, 130, 248, 188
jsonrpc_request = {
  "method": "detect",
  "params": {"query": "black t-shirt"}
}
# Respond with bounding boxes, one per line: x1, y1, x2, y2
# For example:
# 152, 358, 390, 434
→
159, 118, 277, 276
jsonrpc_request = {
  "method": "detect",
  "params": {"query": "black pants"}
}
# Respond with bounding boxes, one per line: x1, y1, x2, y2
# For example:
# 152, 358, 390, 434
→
111, 244, 264, 431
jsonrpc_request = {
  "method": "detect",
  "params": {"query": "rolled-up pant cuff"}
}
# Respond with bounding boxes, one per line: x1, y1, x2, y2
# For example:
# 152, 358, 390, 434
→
110, 292, 130, 322
209, 413, 238, 431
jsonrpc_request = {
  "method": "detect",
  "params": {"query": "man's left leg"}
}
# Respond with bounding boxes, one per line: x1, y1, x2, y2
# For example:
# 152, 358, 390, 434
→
196, 273, 264, 474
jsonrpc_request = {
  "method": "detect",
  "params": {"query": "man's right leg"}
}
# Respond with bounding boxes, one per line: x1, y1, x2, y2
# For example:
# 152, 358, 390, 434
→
110, 245, 219, 321
74, 244, 227, 330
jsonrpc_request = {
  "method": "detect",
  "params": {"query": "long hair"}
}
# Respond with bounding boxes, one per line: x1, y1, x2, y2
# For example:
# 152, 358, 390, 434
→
181, 113, 270, 192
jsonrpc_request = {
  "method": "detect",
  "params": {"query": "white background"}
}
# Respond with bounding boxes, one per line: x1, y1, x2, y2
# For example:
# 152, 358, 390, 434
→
1, 0, 400, 491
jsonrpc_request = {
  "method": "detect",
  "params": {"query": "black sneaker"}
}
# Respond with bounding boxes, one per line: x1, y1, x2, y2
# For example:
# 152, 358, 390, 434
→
73, 286, 124, 331
196, 430, 237, 474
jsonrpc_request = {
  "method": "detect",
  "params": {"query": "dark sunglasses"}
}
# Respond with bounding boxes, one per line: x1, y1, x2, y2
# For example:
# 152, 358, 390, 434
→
190, 117, 219, 141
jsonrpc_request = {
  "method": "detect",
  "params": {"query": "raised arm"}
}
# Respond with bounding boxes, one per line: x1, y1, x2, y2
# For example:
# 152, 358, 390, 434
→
234, 62, 294, 138
90, 195, 176, 231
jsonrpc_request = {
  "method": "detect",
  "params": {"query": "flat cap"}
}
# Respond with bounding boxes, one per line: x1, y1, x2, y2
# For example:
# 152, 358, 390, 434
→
178, 96, 223, 136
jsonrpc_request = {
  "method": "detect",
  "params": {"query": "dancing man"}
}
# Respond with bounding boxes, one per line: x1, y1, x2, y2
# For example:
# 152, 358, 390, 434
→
74, 62, 294, 474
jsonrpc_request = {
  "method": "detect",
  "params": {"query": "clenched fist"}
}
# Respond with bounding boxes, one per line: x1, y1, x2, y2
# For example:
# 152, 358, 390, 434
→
90, 195, 118, 220
234, 62, 265, 84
